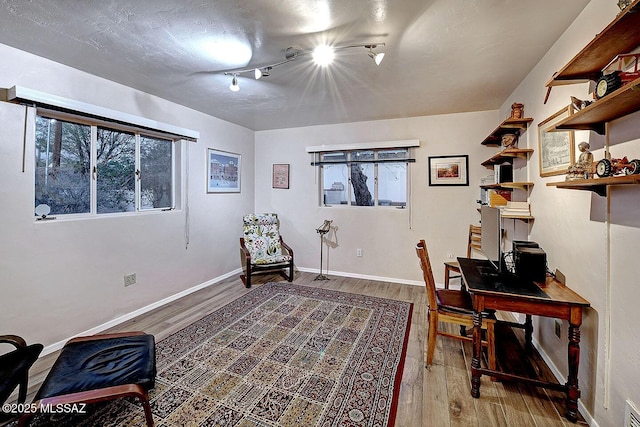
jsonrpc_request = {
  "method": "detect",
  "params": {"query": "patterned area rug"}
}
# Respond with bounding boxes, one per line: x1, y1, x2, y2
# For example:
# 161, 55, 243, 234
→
24, 282, 413, 426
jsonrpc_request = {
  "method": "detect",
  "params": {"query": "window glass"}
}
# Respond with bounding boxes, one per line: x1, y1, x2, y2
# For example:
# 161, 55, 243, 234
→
96, 128, 136, 214
140, 135, 173, 210
350, 162, 374, 206
35, 114, 177, 218
35, 116, 91, 215
378, 163, 407, 206
378, 148, 408, 161
322, 164, 348, 205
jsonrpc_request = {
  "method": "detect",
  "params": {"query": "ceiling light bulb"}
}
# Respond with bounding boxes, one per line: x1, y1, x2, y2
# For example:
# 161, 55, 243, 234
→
254, 68, 262, 79
312, 45, 335, 66
367, 46, 385, 66
229, 75, 240, 92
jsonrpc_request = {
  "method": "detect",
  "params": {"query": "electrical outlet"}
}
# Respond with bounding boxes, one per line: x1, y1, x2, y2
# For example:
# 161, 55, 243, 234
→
356, 248, 363, 257
554, 319, 562, 338
124, 273, 137, 287
447, 253, 454, 259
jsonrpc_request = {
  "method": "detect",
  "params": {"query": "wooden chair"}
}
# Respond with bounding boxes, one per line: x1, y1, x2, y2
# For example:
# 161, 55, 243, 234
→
0, 335, 43, 425
443, 224, 482, 289
240, 213, 294, 288
416, 240, 496, 369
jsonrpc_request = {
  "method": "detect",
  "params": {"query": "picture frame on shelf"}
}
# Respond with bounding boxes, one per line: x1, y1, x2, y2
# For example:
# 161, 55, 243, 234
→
207, 148, 241, 193
428, 155, 469, 186
538, 105, 575, 177
272, 164, 290, 189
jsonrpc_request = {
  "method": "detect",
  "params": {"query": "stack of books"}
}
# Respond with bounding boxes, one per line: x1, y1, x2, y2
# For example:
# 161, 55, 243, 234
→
488, 189, 511, 207
501, 201, 531, 217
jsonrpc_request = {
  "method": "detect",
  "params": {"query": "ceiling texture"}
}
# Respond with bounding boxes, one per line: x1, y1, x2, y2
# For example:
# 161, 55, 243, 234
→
0, 0, 590, 131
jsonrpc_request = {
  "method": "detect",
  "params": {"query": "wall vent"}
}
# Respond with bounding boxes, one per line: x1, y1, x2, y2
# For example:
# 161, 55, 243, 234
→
626, 400, 640, 427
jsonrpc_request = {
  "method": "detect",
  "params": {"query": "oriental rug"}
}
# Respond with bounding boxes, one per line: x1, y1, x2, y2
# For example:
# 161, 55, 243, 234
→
26, 282, 413, 427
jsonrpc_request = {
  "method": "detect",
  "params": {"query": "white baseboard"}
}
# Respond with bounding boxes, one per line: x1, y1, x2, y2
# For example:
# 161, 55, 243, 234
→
41, 268, 243, 356
296, 266, 423, 287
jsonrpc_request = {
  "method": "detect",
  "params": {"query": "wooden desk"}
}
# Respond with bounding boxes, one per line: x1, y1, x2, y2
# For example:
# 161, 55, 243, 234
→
458, 258, 590, 422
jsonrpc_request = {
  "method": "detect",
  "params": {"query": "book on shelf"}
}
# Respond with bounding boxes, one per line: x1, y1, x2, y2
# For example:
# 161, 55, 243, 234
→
488, 189, 511, 207
501, 201, 530, 216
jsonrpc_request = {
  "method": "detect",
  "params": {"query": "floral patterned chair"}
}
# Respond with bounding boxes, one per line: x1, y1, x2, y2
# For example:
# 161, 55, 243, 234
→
240, 213, 294, 288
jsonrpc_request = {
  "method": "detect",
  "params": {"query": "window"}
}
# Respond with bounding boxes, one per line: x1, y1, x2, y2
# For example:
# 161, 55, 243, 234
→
319, 148, 410, 207
35, 114, 176, 217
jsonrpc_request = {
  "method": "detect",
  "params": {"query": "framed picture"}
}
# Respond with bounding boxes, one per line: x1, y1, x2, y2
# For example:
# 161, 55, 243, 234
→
538, 105, 575, 177
207, 148, 241, 193
428, 155, 469, 186
272, 164, 290, 189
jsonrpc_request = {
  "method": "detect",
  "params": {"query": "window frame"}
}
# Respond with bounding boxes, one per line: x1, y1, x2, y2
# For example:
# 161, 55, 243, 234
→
34, 109, 179, 219
317, 147, 412, 208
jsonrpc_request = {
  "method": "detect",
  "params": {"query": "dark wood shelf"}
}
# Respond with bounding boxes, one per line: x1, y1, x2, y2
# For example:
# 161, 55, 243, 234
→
481, 182, 534, 191
481, 118, 534, 146
481, 148, 534, 167
546, 0, 640, 86
552, 76, 640, 134
546, 175, 640, 196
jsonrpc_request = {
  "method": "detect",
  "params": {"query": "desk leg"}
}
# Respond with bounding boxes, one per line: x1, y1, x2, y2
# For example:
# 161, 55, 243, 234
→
566, 319, 582, 422
470, 310, 483, 398
525, 314, 533, 351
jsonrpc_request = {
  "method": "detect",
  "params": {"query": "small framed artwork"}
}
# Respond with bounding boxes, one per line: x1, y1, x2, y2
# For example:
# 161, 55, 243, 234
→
207, 148, 241, 193
428, 155, 469, 186
272, 164, 290, 189
538, 105, 575, 177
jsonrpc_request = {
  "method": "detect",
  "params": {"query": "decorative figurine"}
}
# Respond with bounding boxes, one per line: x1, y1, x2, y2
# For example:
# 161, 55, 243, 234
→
565, 142, 594, 181
595, 156, 640, 177
570, 96, 592, 111
501, 133, 518, 148
510, 103, 524, 119
618, 0, 632, 11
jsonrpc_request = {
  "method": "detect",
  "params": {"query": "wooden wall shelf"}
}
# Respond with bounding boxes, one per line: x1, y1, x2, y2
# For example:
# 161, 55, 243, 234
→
481, 182, 534, 191
546, 175, 640, 196
553, 76, 640, 134
481, 148, 534, 167
546, 0, 640, 86
481, 118, 534, 146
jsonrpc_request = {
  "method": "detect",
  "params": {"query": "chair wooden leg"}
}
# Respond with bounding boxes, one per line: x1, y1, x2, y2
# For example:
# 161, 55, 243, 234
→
426, 310, 438, 367
287, 261, 294, 282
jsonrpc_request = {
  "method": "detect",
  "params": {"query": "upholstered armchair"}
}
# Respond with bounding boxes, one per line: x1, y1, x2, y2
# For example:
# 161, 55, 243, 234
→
240, 213, 294, 288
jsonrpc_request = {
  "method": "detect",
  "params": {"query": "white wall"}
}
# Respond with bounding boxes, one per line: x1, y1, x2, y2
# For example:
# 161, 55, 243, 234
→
254, 111, 501, 284
495, 1, 640, 426
0, 43, 255, 349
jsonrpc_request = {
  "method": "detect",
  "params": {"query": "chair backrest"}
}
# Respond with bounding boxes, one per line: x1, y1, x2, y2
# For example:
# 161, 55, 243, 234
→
242, 213, 284, 261
416, 240, 438, 310
467, 224, 482, 258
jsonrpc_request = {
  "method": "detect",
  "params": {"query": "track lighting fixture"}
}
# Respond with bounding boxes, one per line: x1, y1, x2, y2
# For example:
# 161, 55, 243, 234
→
229, 73, 239, 92
221, 42, 385, 92
365, 45, 385, 65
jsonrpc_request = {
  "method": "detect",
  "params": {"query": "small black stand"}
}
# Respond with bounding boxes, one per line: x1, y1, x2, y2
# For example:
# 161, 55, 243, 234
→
314, 220, 332, 281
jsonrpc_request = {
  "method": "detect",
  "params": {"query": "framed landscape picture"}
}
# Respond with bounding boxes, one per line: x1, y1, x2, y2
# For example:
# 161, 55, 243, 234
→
538, 105, 575, 177
272, 164, 290, 189
207, 148, 241, 193
428, 155, 469, 186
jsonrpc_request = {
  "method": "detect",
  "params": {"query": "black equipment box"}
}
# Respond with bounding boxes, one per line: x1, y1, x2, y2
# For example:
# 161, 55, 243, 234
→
513, 242, 547, 284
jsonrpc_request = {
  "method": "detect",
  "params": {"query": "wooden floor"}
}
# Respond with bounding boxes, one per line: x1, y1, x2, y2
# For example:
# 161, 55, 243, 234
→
21, 271, 587, 426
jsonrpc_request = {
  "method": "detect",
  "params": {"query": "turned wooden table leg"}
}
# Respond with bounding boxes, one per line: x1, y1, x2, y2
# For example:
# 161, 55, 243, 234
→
565, 308, 582, 422
470, 297, 484, 398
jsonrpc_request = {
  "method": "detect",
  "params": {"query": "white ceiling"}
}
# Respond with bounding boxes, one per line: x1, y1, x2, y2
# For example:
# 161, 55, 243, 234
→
0, 0, 590, 131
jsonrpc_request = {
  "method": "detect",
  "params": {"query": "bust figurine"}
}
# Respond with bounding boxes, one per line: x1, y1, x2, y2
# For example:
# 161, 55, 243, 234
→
501, 133, 518, 148
566, 141, 594, 180
510, 103, 524, 119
